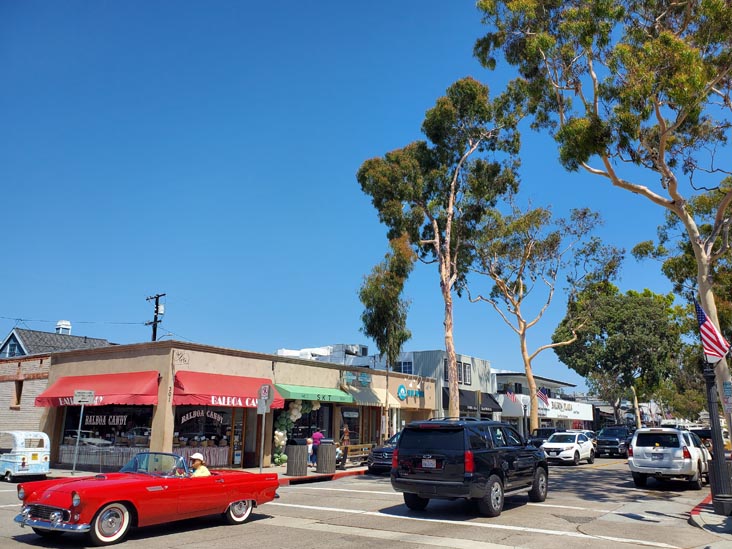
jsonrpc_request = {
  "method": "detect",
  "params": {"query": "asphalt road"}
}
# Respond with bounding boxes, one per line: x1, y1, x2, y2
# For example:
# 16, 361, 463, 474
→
0, 458, 723, 549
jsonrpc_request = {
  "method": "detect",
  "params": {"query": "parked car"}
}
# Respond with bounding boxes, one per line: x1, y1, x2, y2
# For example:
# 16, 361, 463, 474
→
596, 425, 633, 457
367, 431, 401, 473
689, 427, 732, 459
528, 427, 563, 448
541, 431, 595, 465
0, 431, 50, 482
627, 427, 710, 489
391, 418, 548, 517
566, 429, 597, 448
15, 451, 279, 546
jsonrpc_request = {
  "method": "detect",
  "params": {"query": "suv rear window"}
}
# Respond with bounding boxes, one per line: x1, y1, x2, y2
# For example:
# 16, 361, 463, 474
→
635, 433, 680, 448
399, 428, 464, 451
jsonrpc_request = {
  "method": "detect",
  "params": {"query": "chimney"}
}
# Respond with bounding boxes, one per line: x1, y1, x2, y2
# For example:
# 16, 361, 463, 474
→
56, 320, 72, 335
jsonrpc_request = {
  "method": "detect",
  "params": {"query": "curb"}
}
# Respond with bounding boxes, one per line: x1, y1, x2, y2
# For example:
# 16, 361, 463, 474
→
278, 468, 366, 487
688, 493, 713, 529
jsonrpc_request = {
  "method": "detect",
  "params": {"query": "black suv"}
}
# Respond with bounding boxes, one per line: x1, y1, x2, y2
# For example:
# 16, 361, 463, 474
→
596, 425, 633, 457
390, 418, 548, 517
528, 427, 563, 448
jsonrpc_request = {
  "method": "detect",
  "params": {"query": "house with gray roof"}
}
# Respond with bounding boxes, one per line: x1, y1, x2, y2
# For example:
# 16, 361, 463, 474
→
0, 325, 112, 358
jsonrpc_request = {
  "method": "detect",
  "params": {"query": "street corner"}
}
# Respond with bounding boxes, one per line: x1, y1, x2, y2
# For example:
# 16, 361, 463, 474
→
689, 494, 732, 539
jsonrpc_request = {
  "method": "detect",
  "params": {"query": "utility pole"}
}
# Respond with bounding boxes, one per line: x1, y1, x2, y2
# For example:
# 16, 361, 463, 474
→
145, 293, 166, 341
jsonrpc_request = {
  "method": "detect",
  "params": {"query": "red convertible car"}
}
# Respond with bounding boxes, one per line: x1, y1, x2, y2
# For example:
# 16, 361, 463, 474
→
15, 451, 279, 546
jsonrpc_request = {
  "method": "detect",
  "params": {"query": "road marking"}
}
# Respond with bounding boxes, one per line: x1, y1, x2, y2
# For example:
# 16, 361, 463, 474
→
266, 502, 679, 548
288, 486, 629, 516
0, 504, 20, 508
263, 515, 514, 548
285, 486, 398, 496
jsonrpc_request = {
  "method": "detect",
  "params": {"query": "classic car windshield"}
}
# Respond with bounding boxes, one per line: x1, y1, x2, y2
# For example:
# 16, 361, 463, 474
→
120, 452, 187, 476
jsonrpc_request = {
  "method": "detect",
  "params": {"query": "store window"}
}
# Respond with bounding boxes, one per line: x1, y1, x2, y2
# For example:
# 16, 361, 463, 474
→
398, 361, 413, 375
62, 405, 154, 446
175, 406, 232, 448
286, 403, 333, 441
463, 363, 472, 385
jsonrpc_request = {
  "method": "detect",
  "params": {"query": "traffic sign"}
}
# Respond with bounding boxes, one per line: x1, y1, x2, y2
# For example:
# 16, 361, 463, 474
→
73, 390, 95, 405
259, 384, 270, 401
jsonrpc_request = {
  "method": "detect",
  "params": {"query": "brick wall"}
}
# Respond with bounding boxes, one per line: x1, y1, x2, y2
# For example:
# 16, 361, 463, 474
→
0, 356, 51, 431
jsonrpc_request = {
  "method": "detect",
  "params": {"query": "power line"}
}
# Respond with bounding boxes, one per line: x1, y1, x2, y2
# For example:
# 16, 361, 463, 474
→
0, 316, 145, 326
145, 293, 166, 341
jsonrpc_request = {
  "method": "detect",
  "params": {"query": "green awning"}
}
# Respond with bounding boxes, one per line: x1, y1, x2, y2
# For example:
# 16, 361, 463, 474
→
274, 384, 354, 403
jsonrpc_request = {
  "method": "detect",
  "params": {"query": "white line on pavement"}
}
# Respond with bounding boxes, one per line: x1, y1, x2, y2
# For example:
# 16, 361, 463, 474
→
266, 502, 679, 549
263, 515, 515, 549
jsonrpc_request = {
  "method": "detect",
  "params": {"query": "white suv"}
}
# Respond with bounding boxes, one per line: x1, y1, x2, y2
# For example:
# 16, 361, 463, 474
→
628, 427, 710, 489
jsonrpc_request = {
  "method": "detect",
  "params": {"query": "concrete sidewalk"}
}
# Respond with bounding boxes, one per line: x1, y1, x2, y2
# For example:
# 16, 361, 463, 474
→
688, 493, 732, 543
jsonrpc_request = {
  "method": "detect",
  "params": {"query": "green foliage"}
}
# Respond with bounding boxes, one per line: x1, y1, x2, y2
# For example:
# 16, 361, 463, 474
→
359, 234, 415, 368
553, 286, 683, 393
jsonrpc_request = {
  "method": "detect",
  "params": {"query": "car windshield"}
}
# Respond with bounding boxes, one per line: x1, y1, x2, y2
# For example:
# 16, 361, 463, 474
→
385, 432, 401, 446
547, 434, 576, 444
599, 428, 626, 437
120, 452, 187, 476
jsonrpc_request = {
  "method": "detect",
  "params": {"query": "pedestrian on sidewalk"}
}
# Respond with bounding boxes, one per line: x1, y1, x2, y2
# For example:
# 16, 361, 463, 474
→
306, 437, 315, 467
311, 428, 324, 465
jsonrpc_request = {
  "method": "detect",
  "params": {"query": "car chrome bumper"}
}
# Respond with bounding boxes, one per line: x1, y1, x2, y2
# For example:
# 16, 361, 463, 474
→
15, 514, 90, 533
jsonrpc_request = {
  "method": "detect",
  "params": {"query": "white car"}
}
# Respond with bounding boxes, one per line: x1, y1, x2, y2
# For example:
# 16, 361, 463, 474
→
541, 431, 595, 465
628, 427, 710, 489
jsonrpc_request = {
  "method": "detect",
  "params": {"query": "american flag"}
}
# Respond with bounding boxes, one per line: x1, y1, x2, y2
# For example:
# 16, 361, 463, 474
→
506, 390, 517, 403
536, 387, 549, 406
694, 298, 731, 362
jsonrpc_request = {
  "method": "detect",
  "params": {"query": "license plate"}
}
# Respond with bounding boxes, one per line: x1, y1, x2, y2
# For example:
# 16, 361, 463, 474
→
651, 453, 663, 461
422, 458, 436, 468
31, 453, 38, 462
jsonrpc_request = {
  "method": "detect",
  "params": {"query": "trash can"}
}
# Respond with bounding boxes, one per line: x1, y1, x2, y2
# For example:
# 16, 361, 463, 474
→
285, 438, 308, 477
316, 439, 336, 474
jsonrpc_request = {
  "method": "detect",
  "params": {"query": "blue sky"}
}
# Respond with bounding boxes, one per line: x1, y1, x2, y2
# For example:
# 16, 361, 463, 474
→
1, 2, 672, 392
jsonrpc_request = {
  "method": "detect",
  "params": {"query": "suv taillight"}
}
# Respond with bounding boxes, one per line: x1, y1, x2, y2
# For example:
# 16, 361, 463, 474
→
392, 449, 399, 468
464, 450, 474, 473
628, 445, 633, 457
683, 446, 691, 459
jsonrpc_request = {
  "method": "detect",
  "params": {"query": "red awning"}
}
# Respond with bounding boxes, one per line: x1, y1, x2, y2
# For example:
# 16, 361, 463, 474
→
173, 371, 284, 409
35, 371, 160, 407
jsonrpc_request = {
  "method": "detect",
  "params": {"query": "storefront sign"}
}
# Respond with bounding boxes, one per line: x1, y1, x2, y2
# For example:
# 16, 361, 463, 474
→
343, 411, 359, 418
84, 415, 128, 427
397, 384, 425, 400
357, 373, 371, 386
180, 409, 225, 425
342, 372, 357, 383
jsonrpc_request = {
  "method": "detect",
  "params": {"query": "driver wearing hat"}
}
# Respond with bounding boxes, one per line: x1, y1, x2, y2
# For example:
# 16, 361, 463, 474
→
189, 452, 211, 477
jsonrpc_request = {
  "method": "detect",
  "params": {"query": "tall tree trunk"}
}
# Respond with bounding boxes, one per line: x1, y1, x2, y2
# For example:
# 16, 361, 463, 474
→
443, 285, 459, 419
519, 329, 539, 431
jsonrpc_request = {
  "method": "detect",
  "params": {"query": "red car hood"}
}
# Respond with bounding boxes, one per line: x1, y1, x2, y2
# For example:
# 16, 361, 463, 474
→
23, 472, 151, 497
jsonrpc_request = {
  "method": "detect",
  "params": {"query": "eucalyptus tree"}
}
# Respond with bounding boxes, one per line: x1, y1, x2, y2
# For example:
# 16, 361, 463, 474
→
357, 77, 520, 418
470, 203, 622, 430
475, 0, 732, 421
359, 234, 414, 436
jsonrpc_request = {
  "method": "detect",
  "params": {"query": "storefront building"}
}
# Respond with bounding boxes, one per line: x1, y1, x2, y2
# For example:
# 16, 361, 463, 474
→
31, 340, 435, 469
492, 369, 594, 436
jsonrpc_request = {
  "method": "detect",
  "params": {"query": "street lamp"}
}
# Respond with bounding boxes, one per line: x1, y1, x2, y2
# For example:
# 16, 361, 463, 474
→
523, 404, 528, 437
703, 362, 732, 515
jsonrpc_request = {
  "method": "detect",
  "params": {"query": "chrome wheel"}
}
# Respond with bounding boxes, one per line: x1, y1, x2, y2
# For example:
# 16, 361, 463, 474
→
225, 500, 254, 524
89, 502, 131, 546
